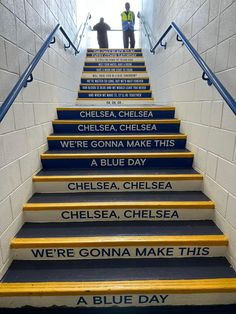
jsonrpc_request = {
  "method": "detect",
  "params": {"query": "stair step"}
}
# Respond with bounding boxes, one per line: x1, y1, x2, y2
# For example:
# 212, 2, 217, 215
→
11, 221, 226, 260
86, 57, 145, 62
84, 62, 146, 66
57, 106, 175, 120
24, 191, 214, 223
40, 150, 193, 170
47, 134, 186, 151
79, 84, 151, 90
83, 66, 147, 72
2, 258, 236, 307
81, 72, 148, 79
87, 49, 143, 52
52, 119, 180, 134
77, 90, 152, 99
33, 168, 203, 193
81, 78, 150, 83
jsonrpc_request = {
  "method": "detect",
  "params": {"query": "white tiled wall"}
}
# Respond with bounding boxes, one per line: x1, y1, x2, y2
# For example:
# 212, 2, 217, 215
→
0, 0, 88, 278
141, 0, 236, 267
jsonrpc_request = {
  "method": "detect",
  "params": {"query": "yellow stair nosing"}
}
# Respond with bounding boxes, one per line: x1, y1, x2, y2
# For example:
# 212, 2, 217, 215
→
32, 174, 204, 182
1, 278, 236, 296
11, 235, 228, 249
84, 66, 146, 68
47, 134, 187, 141
56, 106, 175, 111
78, 90, 153, 93
40, 152, 194, 160
76, 98, 154, 101
52, 119, 180, 124
79, 84, 150, 86
23, 200, 215, 211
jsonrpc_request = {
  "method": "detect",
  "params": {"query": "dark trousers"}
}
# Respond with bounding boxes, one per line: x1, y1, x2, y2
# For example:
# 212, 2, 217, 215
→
123, 30, 135, 48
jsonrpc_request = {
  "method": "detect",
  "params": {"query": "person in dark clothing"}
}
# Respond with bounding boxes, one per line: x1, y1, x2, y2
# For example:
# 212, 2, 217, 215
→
121, 2, 135, 48
93, 18, 111, 48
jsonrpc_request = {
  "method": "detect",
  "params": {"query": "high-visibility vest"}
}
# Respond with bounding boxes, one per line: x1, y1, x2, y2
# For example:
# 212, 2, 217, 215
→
121, 11, 135, 31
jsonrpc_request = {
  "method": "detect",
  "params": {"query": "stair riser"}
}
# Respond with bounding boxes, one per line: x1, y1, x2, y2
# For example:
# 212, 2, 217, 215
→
57, 109, 175, 120
24, 208, 214, 223
48, 139, 186, 151
41, 156, 193, 170
1, 292, 236, 308
52, 123, 180, 134
81, 78, 149, 84
78, 92, 152, 98
81, 72, 148, 78
86, 58, 145, 62
86, 53, 143, 57
79, 85, 151, 90
34, 180, 202, 193
83, 67, 147, 72
84, 62, 145, 66
12, 246, 226, 261
76, 99, 155, 105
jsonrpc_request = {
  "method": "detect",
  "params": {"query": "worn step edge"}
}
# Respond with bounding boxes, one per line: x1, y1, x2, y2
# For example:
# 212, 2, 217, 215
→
52, 119, 180, 124
32, 173, 203, 182
56, 106, 174, 111
11, 235, 228, 248
40, 152, 194, 160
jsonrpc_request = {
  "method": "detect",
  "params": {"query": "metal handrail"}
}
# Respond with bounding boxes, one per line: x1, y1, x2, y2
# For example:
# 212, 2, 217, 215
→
137, 12, 156, 51
77, 13, 91, 51
144, 21, 236, 116
0, 23, 81, 123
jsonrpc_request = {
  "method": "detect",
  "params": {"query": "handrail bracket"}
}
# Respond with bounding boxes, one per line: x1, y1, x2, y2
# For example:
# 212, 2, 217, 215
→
160, 41, 167, 49
24, 74, 33, 88
202, 71, 213, 86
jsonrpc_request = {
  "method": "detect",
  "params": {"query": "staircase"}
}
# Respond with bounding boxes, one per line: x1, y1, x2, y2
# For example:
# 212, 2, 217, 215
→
1, 48, 236, 310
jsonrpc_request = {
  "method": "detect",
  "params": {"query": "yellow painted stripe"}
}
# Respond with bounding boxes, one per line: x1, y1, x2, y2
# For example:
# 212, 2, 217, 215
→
47, 134, 187, 141
23, 201, 215, 211
2, 278, 236, 296
78, 90, 152, 94
57, 106, 175, 111
77, 98, 154, 101
86, 55, 144, 58
79, 84, 150, 86
81, 76, 149, 79
82, 71, 148, 74
52, 119, 180, 124
11, 235, 228, 249
32, 173, 203, 182
84, 66, 146, 68
40, 152, 194, 160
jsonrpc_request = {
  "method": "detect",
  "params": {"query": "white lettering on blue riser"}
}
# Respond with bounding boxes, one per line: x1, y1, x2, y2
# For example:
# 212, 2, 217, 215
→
78, 110, 154, 118
76, 294, 169, 306
60, 209, 179, 220
67, 181, 173, 191
59, 140, 175, 149
29, 247, 210, 259
77, 124, 157, 132
90, 158, 146, 167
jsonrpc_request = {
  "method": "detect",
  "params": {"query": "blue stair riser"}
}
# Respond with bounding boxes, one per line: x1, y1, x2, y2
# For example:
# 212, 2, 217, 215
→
48, 139, 186, 151
80, 85, 151, 91
81, 79, 150, 84
85, 62, 145, 66
41, 156, 193, 170
78, 92, 152, 98
57, 109, 175, 120
87, 49, 142, 52
83, 67, 147, 72
87, 53, 143, 57
53, 122, 180, 134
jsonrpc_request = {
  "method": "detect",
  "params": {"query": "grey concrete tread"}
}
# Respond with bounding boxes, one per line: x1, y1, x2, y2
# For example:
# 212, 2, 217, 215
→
48, 132, 183, 137
15, 221, 222, 238
57, 105, 172, 109
35, 168, 200, 177
2, 258, 236, 283
28, 191, 211, 204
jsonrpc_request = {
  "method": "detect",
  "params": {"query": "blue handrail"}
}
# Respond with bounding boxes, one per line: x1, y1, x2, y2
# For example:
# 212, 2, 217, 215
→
148, 21, 236, 116
0, 23, 82, 123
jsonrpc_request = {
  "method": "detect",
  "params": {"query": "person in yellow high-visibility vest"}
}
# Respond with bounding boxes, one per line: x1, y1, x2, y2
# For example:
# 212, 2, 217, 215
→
121, 2, 135, 48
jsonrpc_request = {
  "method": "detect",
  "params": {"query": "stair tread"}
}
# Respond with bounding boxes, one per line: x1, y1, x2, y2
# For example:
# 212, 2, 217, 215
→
35, 167, 200, 177
28, 191, 211, 204
15, 221, 222, 238
48, 133, 184, 137
3, 258, 236, 283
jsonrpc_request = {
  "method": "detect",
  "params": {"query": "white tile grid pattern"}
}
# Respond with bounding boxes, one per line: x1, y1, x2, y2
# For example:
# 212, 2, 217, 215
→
141, 0, 236, 267
0, 0, 86, 275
